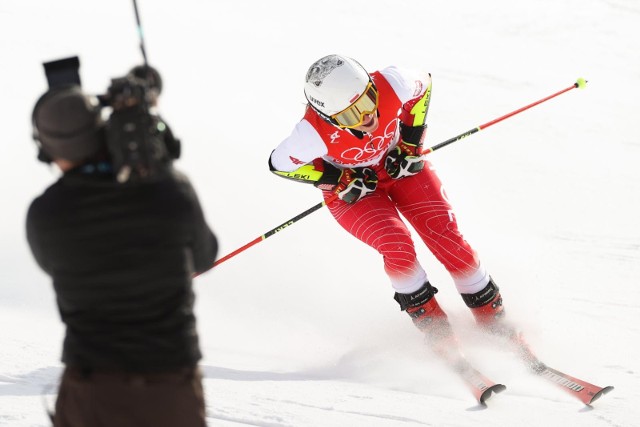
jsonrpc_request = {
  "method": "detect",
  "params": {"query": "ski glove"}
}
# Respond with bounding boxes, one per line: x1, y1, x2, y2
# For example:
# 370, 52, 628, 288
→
385, 122, 426, 179
314, 161, 378, 204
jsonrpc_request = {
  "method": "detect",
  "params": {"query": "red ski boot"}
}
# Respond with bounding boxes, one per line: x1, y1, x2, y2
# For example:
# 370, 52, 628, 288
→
395, 282, 460, 361
461, 278, 511, 336
462, 278, 541, 369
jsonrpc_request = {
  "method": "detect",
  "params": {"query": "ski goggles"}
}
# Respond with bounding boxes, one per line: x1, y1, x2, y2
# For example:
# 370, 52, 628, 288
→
330, 81, 379, 128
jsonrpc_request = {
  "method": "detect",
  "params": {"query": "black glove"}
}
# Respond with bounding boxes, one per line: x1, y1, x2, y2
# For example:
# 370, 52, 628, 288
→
314, 161, 378, 204
385, 122, 426, 179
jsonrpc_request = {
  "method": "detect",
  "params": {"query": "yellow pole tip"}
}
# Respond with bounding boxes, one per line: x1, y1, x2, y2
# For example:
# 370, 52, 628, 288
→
576, 78, 588, 89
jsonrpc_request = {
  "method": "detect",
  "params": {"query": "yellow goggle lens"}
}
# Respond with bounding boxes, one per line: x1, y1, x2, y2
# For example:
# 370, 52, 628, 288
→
331, 82, 379, 128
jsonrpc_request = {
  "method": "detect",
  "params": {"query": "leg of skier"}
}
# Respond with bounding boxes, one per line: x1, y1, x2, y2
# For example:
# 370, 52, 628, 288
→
388, 162, 508, 333
323, 181, 459, 358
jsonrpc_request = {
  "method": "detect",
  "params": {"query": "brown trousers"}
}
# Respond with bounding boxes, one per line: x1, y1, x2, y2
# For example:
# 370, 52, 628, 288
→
52, 366, 206, 427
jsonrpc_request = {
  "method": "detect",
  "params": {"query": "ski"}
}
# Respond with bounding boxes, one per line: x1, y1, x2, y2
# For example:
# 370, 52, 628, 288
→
426, 332, 506, 405
453, 357, 507, 404
509, 332, 614, 405
535, 364, 614, 405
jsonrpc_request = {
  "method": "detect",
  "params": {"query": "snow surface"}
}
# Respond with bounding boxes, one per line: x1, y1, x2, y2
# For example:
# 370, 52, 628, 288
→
1, 0, 639, 425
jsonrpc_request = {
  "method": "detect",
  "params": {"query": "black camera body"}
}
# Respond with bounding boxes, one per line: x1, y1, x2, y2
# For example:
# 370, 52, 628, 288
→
101, 74, 173, 183
42, 56, 180, 183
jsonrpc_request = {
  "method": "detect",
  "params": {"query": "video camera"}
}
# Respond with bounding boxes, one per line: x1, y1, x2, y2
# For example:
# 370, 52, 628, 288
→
43, 56, 180, 183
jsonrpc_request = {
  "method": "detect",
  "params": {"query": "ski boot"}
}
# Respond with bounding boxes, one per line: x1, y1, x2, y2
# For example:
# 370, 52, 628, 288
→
395, 281, 461, 362
461, 278, 509, 336
461, 278, 541, 370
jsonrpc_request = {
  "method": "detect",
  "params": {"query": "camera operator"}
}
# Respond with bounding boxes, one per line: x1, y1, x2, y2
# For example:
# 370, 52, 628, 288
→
26, 71, 217, 426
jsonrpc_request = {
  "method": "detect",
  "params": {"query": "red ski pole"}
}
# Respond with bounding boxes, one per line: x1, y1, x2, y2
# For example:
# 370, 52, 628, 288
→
421, 78, 587, 155
202, 193, 340, 271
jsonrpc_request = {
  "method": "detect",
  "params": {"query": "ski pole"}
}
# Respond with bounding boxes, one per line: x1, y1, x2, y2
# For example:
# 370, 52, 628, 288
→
208, 78, 587, 271
207, 193, 340, 269
421, 77, 588, 155
132, 0, 149, 66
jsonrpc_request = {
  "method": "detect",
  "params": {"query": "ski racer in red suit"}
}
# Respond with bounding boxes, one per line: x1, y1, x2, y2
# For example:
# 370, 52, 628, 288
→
269, 54, 507, 349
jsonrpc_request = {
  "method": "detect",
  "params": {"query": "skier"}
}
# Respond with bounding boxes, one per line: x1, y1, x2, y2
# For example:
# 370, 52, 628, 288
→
26, 81, 217, 426
269, 54, 507, 353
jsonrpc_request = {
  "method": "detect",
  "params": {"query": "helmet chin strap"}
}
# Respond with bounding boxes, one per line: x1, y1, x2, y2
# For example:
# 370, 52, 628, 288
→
348, 129, 365, 139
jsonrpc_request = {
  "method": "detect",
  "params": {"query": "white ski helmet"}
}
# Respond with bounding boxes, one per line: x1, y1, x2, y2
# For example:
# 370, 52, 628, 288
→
304, 54, 371, 117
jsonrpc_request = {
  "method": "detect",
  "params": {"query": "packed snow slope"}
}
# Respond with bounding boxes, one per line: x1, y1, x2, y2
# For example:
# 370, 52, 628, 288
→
1, 0, 639, 425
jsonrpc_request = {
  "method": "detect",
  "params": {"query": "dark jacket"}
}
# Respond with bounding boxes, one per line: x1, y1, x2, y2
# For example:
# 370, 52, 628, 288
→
26, 165, 218, 372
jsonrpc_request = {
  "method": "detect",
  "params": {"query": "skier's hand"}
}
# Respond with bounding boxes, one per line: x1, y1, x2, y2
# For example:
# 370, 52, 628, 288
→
335, 167, 378, 204
385, 139, 425, 179
315, 162, 378, 204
